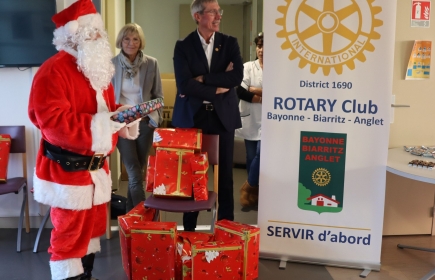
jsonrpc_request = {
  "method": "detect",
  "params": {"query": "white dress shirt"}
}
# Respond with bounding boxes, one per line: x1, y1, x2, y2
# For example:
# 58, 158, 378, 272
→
198, 29, 215, 69
198, 30, 215, 104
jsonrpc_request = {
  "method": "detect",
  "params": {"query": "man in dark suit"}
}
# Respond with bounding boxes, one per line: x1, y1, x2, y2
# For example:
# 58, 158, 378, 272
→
172, 0, 243, 231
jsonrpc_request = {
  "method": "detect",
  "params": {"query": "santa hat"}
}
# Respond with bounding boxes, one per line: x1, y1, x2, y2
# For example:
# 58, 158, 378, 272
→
52, 0, 104, 38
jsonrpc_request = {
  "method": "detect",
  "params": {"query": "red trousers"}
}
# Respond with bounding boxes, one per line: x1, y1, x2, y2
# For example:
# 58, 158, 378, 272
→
49, 203, 106, 261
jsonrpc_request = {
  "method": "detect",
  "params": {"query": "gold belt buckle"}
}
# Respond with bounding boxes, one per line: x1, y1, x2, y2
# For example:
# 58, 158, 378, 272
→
88, 153, 105, 172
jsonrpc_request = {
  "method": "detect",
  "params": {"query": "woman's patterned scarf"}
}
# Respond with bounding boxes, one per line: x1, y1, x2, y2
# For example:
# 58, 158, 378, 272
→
119, 50, 143, 80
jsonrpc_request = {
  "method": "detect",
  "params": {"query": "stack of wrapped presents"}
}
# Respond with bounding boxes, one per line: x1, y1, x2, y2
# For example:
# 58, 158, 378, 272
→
118, 127, 261, 279
146, 128, 209, 201
119, 206, 260, 280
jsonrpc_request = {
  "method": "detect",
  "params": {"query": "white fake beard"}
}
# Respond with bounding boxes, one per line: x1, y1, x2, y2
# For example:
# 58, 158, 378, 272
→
76, 36, 114, 91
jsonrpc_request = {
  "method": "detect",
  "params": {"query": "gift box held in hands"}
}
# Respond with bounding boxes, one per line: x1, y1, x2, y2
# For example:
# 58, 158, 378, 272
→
153, 148, 195, 198
0, 134, 11, 183
153, 128, 202, 151
214, 220, 260, 280
191, 241, 243, 279
111, 97, 164, 124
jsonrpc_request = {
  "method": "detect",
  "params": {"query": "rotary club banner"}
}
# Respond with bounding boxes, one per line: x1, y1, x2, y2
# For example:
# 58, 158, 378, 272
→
258, 0, 396, 271
405, 40, 431, 80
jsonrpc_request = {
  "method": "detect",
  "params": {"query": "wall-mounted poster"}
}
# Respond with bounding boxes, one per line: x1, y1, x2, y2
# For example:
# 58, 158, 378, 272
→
411, 0, 431, 27
406, 40, 432, 80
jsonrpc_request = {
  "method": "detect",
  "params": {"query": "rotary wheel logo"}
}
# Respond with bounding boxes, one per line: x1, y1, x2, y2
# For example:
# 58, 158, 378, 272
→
312, 168, 331, 186
276, 0, 383, 75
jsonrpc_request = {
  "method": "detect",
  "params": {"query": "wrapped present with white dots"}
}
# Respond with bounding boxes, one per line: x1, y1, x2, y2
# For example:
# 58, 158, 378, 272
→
153, 148, 195, 198
118, 219, 178, 280
214, 220, 260, 280
153, 128, 202, 151
175, 232, 214, 280
190, 241, 243, 280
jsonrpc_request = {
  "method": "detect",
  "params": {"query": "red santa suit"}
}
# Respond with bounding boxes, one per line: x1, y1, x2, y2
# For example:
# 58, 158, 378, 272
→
28, 1, 137, 279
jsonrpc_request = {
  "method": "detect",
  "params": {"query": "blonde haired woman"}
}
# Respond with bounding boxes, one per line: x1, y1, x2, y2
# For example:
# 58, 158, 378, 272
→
112, 23, 163, 211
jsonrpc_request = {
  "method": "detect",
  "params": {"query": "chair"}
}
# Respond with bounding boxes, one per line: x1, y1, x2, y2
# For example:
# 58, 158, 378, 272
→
32, 203, 50, 253
0, 126, 30, 252
144, 134, 219, 232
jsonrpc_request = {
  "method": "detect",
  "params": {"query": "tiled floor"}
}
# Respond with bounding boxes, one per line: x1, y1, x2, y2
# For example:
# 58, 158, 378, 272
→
1, 166, 435, 279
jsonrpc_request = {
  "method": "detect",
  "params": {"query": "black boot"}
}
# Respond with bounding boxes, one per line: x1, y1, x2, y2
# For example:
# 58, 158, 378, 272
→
64, 275, 83, 280
80, 253, 98, 280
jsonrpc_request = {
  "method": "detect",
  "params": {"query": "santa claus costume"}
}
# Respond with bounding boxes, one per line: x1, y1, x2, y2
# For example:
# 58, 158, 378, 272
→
28, 0, 138, 279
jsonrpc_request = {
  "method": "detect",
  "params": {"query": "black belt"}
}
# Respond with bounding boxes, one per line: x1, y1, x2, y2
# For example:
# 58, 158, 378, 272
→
44, 140, 106, 172
203, 103, 214, 111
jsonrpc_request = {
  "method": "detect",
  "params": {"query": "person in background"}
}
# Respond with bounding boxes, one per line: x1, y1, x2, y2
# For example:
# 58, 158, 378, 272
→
112, 23, 163, 212
236, 32, 263, 209
172, 0, 243, 231
28, 0, 139, 279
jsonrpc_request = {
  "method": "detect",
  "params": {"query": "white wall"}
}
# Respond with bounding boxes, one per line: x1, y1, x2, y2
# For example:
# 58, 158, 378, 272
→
106, 0, 126, 55
133, 0, 250, 73
133, 0, 187, 73
0, 68, 40, 218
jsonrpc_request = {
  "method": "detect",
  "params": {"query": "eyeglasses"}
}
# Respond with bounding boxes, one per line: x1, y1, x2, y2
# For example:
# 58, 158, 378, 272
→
200, 9, 224, 16
122, 37, 140, 45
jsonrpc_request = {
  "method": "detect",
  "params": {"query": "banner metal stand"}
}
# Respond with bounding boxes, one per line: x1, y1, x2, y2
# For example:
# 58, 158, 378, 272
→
279, 259, 287, 270
360, 269, 371, 278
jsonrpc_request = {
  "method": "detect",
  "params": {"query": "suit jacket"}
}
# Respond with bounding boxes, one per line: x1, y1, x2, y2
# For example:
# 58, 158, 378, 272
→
111, 53, 163, 125
172, 31, 243, 131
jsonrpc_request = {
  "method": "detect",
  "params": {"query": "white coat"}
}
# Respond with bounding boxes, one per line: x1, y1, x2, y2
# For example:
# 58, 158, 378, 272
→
235, 59, 263, 140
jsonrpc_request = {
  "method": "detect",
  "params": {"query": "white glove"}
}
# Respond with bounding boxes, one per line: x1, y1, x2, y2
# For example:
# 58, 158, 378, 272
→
126, 117, 142, 128
91, 111, 126, 153
111, 119, 126, 133
118, 120, 140, 140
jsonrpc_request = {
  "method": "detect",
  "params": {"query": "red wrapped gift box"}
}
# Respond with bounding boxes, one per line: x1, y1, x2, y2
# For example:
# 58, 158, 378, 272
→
118, 215, 143, 280
175, 232, 214, 280
191, 241, 243, 279
214, 220, 260, 280
153, 128, 202, 151
127, 202, 156, 221
145, 155, 156, 192
153, 148, 194, 198
118, 204, 157, 279
130, 221, 177, 280
190, 153, 209, 201
0, 134, 11, 183
111, 98, 164, 124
